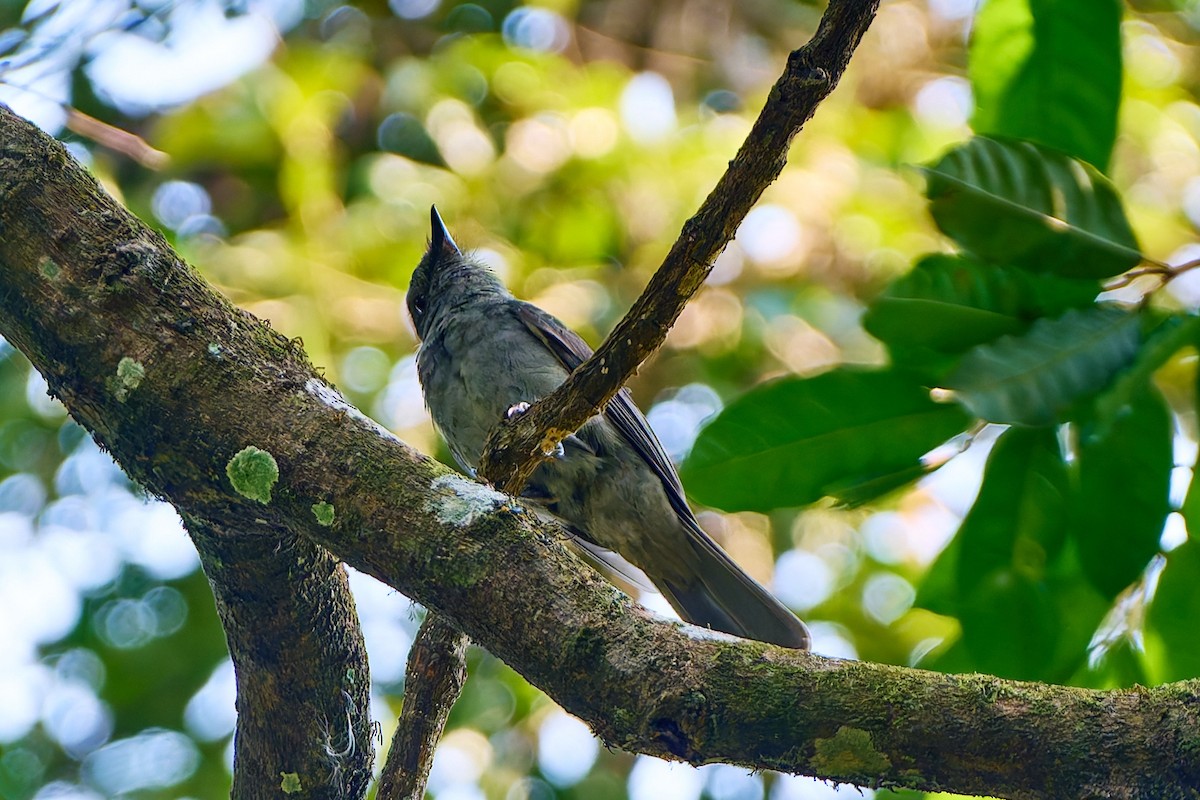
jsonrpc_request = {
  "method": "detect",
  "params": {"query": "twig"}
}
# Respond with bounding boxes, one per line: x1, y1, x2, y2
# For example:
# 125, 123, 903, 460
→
477, 0, 882, 494
376, 615, 470, 800
0, 80, 170, 169
1103, 257, 1200, 291
66, 108, 170, 169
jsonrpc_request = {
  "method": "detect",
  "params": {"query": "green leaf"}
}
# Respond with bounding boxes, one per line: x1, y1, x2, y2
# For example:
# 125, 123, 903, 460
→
825, 461, 930, 509
863, 253, 1099, 356
1071, 388, 1172, 598
923, 137, 1141, 278
970, 0, 1122, 171
1146, 539, 1200, 681
959, 570, 1060, 679
920, 429, 1066, 677
919, 428, 1067, 610
681, 369, 970, 512
1089, 313, 1200, 441
1183, 452, 1200, 529
945, 306, 1140, 426
955, 428, 1069, 593
918, 428, 1109, 680
1148, 471, 1200, 681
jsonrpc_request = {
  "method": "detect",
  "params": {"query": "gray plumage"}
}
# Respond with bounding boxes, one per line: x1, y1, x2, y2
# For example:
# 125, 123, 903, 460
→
408, 206, 810, 650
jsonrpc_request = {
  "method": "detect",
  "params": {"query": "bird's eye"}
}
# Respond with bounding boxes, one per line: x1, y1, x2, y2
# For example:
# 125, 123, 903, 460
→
412, 296, 426, 317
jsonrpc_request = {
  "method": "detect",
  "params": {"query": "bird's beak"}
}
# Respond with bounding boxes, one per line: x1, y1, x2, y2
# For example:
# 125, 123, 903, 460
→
430, 205, 461, 256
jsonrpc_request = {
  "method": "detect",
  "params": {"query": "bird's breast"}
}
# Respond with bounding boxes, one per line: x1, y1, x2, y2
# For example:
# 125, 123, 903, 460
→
418, 309, 570, 468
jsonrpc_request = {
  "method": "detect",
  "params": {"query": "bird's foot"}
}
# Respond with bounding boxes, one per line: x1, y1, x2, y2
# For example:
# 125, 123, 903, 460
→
505, 401, 566, 458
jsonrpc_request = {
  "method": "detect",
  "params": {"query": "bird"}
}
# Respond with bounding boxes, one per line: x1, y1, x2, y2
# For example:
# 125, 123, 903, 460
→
407, 206, 810, 649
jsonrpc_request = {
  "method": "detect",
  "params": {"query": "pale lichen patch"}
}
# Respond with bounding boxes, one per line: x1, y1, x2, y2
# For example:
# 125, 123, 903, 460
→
305, 378, 400, 442
279, 772, 302, 794
113, 357, 145, 402
427, 473, 508, 527
812, 725, 892, 777
312, 501, 335, 526
679, 622, 742, 645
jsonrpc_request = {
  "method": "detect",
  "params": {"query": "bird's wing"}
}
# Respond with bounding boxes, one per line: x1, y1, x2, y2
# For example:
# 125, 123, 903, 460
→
513, 302, 691, 518
516, 303, 811, 649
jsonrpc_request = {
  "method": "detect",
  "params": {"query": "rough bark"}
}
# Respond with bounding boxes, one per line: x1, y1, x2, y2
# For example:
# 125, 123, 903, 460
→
0, 106, 375, 797
187, 516, 374, 799
376, 615, 469, 800
1, 103, 1199, 800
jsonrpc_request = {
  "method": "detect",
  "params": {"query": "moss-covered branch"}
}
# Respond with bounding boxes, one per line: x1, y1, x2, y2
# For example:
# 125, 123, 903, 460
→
0, 107, 374, 800
1, 104, 1199, 800
186, 516, 374, 799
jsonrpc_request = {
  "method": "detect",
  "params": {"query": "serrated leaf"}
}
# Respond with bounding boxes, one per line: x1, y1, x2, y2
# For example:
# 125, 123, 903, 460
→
863, 253, 1099, 356
970, 0, 1122, 171
945, 306, 1140, 426
1071, 387, 1171, 598
681, 369, 970, 512
923, 137, 1141, 278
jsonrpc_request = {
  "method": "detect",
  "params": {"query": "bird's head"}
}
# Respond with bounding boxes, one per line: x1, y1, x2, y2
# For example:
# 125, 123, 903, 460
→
407, 206, 503, 340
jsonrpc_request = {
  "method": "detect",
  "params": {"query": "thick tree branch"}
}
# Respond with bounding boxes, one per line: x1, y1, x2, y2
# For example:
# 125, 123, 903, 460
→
1, 104, 1199, 800
377, 615, 470, 800
0, 108, 373, 799
478, 0, 881, 493
186, 516, 374, 799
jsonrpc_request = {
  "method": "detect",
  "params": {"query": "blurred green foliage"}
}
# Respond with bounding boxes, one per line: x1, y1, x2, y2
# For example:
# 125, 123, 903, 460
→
3, 1, 1200, 799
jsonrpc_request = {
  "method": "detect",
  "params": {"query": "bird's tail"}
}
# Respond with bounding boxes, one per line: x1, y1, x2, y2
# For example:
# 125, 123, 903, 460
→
660, 519, 810, 650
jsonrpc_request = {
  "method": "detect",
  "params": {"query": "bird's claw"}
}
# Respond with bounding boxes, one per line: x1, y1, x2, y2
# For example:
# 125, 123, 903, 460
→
506, 401, 565, 459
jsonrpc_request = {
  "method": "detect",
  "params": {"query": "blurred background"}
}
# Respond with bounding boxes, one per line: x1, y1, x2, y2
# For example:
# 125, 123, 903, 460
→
0, 0, 1197, 798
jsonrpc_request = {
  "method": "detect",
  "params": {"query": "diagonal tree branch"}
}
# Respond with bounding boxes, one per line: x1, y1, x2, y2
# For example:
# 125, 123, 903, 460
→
478, 0, 881, 494
1, 103, 1198, 800
376, 614, 470, 800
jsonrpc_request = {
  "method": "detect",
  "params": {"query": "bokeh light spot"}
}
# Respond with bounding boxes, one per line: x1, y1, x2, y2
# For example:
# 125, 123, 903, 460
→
82, 729, 200, 795
536, 709, 598, 787
862, 572, 916, 625
772, 550, 834, 612
620, 72, 677, 144
628, 756, 702, 800
502, 8, 569, 53
184, 660, 237, 742
390, 0, 440, 20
